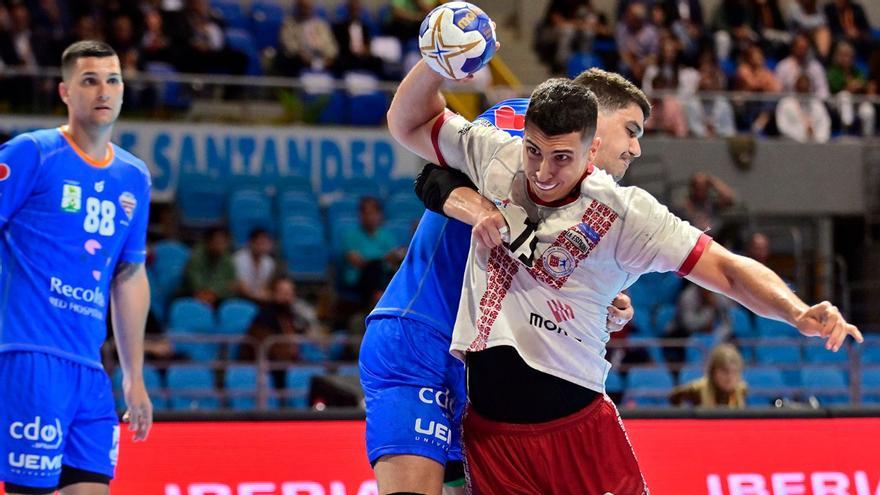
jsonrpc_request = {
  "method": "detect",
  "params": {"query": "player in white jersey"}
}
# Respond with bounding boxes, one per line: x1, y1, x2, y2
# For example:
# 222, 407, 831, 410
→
387, 61, 863, 493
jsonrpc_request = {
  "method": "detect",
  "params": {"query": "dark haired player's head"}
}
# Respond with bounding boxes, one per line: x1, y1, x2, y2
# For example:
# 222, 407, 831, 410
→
573, 68, 650, 182
59, 40, 123, 131
61, 40, 118, 81
522, 79, 600, 203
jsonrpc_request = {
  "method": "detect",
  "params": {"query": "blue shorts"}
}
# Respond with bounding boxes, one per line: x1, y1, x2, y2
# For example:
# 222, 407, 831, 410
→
359, 316, 466, 466
0, 351, 119, 490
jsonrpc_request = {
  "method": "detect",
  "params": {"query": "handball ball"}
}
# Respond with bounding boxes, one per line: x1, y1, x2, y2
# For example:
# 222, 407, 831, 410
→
418, 2, 497, 80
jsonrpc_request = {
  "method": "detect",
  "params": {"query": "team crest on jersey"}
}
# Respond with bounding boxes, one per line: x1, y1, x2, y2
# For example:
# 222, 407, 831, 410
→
60, 183, 82, 213
541, 246, 576, 278
118, 192, 136, 220
95, 181, 105, 192
0, 163, 10, 181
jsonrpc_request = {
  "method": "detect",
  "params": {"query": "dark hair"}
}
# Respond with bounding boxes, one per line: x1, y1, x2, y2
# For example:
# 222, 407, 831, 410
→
248, 228, 271, 242
61, 40, 117, 79
525, 78, 598, 141
572, 68, 652, 120
358, 196, 382, 213
268, 273, 295, 292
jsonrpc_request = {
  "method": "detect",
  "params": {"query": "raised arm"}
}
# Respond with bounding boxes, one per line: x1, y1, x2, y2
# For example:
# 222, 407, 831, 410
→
387, 60, 449, 163
111, 262, 153, 441
686, 241, 862, 351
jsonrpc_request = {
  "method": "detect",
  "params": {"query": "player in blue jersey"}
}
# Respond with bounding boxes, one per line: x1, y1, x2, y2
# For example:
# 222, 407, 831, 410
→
0, 41, 152, 495
359, 72, 644, 495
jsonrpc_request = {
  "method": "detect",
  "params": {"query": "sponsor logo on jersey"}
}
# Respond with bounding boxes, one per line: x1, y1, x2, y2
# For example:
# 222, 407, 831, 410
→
458, 123, 473, 136
577, 222, 601, 243
95, 180, 105, 192
529, 312, 583, 343
492, 197, 511, 209
547, 299, 575, 323
494, 105, 525, 131
0, 163, 11, 181
119, 192, 136, 220
8, 416, 63, 450
49, 276, 106, 307
541, 246, 576, 278
418, 387, 454, 414
84, 239, 102, 255
563, 229, 589, 253
61, 183, 82, 213
474, 117, 494, 127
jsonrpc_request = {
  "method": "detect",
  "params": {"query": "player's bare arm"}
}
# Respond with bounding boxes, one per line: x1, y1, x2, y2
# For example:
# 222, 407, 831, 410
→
110, 261, 153, 441
686, 241, 863, 351
387, 60, 449, 163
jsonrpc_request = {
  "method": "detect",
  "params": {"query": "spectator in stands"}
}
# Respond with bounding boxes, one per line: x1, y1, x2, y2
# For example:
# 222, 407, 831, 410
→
66, 14, 104, 45
28, 0, 68, 65
2, 1, 43, 68
183, 227, 237, 306
534, 0, 611, 75
642, 34, 688, 137
745, 232, 771, 265
785, 0, 831, 61
107, 14, 138, 55
276, 0, 338, 76
828, 41, 876, 136
681, 48, 737, 138
384, 0, 438, 42
669, 343, 747, 408
233, 228, 277, 303
179, 0, 247, 74
776, 74, 831, 143
332, 0, 383, 77
341, 197, 402, 310
677, 172, 736, 233
616, 2, 659, 83
140, 8, 173, 64
711, 0, 757, 61
240, 275, 320, 387
824, 0, 873, 58
749, 0, 791, 61
734, 42, 781, 134
775, 32, 829, 99
657, 0, 705, 61
664, 282, 733, 363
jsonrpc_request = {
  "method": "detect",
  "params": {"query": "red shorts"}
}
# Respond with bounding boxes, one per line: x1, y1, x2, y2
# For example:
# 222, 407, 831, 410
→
462, 395, 649, 495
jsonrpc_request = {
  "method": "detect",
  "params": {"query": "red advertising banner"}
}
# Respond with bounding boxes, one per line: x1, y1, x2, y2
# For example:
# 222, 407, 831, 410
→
4, 418, 879, 495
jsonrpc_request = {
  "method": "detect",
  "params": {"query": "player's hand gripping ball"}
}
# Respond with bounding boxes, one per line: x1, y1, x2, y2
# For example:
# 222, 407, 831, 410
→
418, 2, 497, 80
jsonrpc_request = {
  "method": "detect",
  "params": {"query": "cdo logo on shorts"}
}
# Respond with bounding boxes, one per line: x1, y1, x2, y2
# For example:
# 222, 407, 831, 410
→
9, 416, 63, 449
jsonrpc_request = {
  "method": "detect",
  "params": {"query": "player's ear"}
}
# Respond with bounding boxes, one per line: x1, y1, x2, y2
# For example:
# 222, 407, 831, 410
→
588, 136, 601, 164
58, 81, 69, 105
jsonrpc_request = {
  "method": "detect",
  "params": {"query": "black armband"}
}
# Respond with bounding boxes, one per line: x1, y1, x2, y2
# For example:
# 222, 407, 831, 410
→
414, 163, 478, 214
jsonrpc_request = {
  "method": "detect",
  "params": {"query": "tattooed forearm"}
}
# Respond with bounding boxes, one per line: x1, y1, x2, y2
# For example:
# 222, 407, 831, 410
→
112, 262, 143, 287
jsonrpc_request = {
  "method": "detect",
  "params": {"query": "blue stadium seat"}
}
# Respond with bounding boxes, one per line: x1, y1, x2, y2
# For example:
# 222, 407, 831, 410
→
384, 193, 425, 223
624, 366, 674, 406
176, 177, 227, 227
278, 191, 320, 221
567, 51, 603, 78
167, 298, 218, 361
225, 28, 262, 75
347, 91, 389, 126
337, 364, 360, 377
224, 364, 258, 409
330, 217, 361, 259
685, 334, 718, 364
149, 240, 190, 320
144, 62, 190, 109
803, 341, 851, 364
385, 218, 416, 247
167, 365, 220, 410
652, 304, 677, 337
327, 196, 359, 225
340, 177, 382, 200
276, 175, 314, 196
638, 272, 683, 306
859, 337, 880, 365
250, 1, 285, 49
382, 177, 415, 198
801, 366, 849, 405
678, 365, 703, 385
217, 298, 258, 335
743, 366, 790, 405
225, 174, 265, 196
112, 365, 165, 411
755, 317, 800, 338
605, 370, 623, 394
210, 0, 248, 29
228, 189, 274, 246
280, 217, 329, 280
755, 343, 802, 386
861, 367, 880, 404
729, 306, 755, 339
285, 366, 325, 408
626, 336, 665, 365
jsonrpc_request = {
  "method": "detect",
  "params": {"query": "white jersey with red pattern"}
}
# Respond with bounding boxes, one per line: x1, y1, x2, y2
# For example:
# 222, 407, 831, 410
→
431, 111, 711, 392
